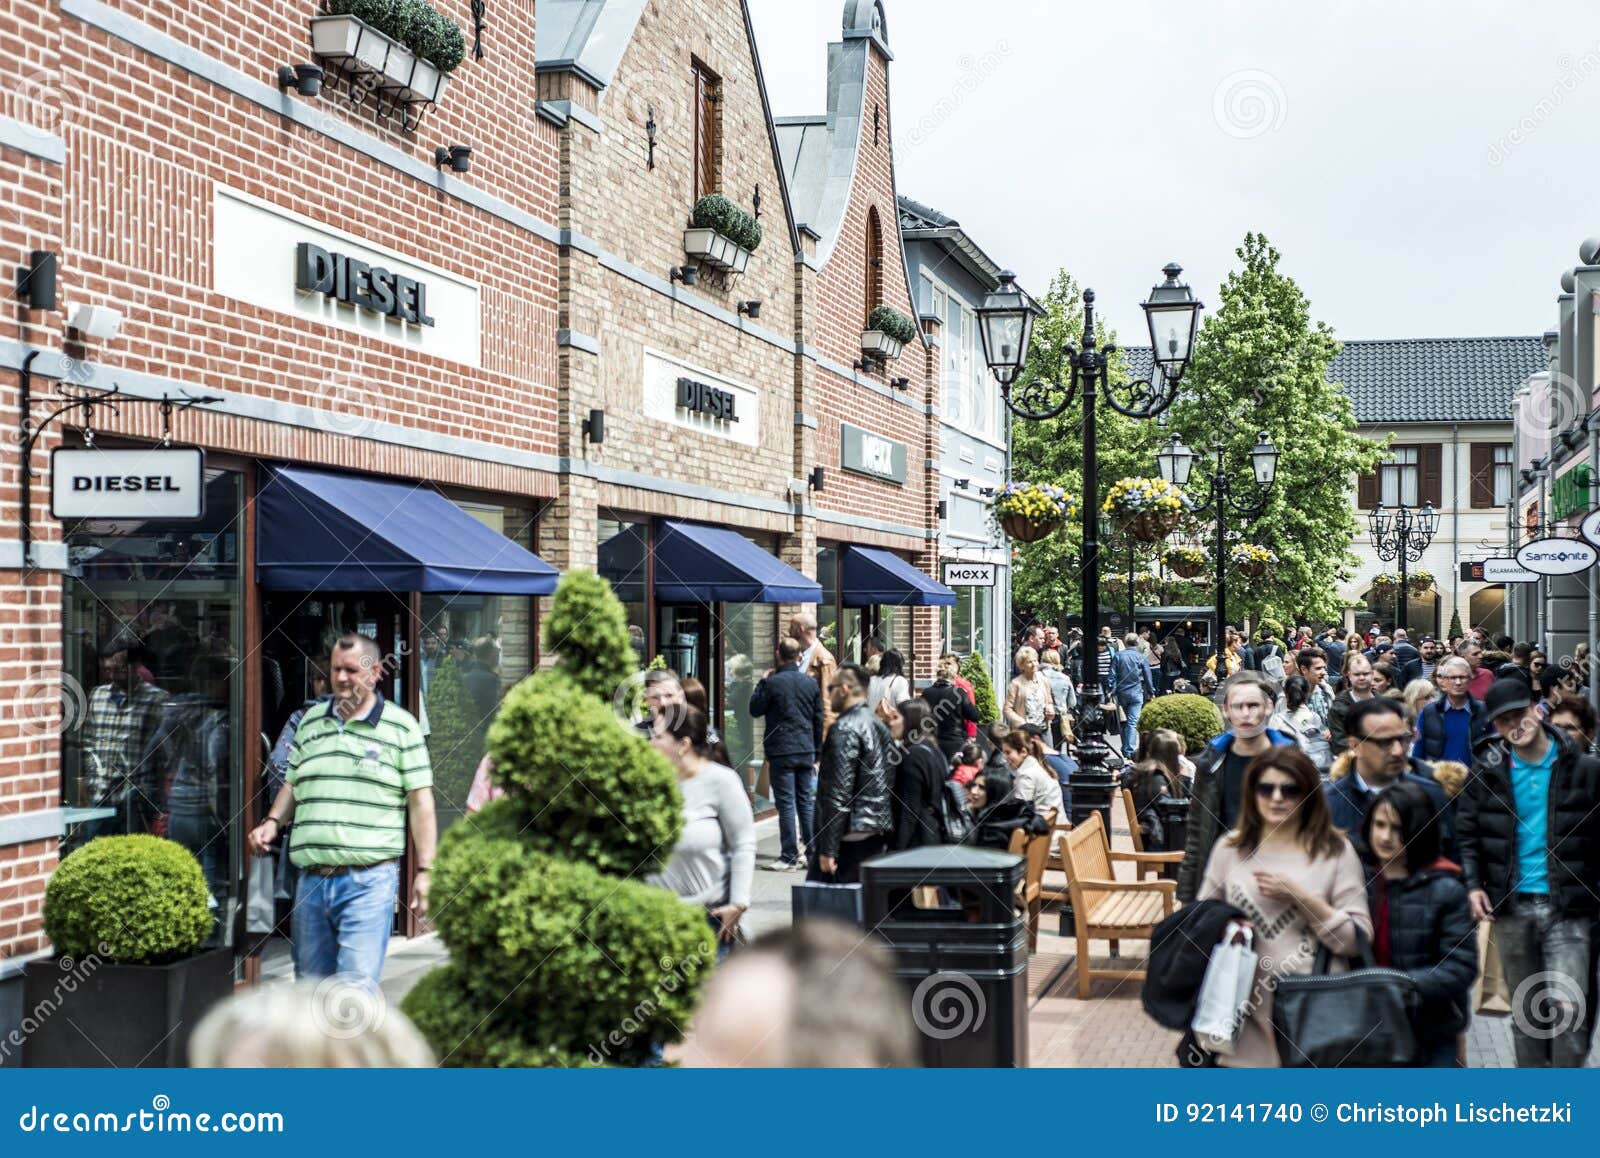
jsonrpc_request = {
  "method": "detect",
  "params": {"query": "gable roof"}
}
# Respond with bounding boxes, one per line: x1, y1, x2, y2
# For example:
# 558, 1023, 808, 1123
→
1328, 337, 1543, 425
897, 195, 1005, 289
772, 32, 868, 268
535, 0, 649, 89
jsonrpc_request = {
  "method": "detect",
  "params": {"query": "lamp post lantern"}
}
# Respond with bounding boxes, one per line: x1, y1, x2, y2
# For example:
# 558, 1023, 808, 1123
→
1156, 431, 1277, 640
979, 264, 1202, 828
1369, 501, 1438, 632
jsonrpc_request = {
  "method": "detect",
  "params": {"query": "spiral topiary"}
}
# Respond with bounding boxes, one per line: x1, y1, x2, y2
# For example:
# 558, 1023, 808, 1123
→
403, 571, 716, 1066
961, 651, 1000, 725
44, 835, 212, 964
1137, 693, 1225, 756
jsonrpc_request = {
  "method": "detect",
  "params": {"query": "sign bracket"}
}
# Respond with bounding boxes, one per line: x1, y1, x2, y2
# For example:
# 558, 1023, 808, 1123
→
15, 350, 221, 572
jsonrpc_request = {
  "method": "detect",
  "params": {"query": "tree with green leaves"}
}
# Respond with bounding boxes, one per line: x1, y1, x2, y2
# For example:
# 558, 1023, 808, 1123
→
961, 651, 1000, 724
1008, 269, 1165, 627
1449, 607, 1463, 640
1166, 233, 1384, 627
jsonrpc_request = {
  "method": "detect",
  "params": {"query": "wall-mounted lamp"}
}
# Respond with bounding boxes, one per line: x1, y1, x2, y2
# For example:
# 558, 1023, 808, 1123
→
581, 408, 605, 446
277, 63, 324, 97
890, 377, 910, 391
953, 478, 971, 491
810, 466, 826, 492
670, 265, 698, 287
15, 250, 56, 312
434, 144, 473, 173
852, 354, 883, 374
936, 500, 947, 519
68, 303, 123, 341
1561, 428, 1585, 451
737, 300, 762, 319
979, 486, 996, 498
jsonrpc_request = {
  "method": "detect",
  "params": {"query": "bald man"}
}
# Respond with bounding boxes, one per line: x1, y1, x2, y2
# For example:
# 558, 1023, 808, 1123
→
789, 611, 838, 732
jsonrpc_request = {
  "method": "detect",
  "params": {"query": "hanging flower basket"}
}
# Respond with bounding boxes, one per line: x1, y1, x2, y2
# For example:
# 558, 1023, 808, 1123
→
1407, 570, 1435, 596
994, 482, 1075, 543
1229, 543, 1278, 579
1103, 477, 1186, 542
1370, 573, 1400, 596
1163, 545, 1208, 579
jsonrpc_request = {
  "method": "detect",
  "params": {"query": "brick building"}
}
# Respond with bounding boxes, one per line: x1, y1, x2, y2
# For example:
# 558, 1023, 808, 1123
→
0, 0, 951, 1038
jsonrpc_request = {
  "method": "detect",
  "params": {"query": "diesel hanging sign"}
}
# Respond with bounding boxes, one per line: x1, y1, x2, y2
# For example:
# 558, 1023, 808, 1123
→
51, 447, 206, 520
295, 243, 435, 326
675, 377, 739, 422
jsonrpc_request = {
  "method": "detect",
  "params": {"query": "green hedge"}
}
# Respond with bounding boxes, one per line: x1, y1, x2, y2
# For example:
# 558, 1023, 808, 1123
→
1137, 693, 1224, 756
691, 194, 763, 253
44, 835, 212, 964
401, 572, 715, 1067
867, 305, 917, 344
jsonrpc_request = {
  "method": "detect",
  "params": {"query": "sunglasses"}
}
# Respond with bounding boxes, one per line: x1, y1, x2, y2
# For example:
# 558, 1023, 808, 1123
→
1254, 781, 1305, 801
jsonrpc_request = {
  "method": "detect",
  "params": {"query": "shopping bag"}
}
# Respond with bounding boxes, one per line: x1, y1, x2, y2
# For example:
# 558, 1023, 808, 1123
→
1474, 921, 1512, 1016
791, 881, 864, 926
245, 853, 277, 934
1191, 925, 1257, 1056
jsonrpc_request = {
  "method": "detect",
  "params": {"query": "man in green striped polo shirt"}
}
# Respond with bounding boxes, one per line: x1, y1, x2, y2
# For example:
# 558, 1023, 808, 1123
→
248, 632, 437, 986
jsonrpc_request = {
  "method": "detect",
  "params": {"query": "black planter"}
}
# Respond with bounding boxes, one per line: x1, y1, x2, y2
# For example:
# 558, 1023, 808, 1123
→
22, 947, 234, 1068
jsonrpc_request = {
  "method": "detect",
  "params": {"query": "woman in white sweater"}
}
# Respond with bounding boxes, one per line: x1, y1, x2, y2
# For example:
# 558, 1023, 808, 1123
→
649, 706, 756, 961
999, 728, 1064, 822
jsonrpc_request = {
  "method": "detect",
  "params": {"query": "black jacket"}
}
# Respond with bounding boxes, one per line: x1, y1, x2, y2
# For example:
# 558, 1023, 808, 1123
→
1325, 688, 1380, 752
921, 680, 980, 759
891, 741, 947, 850
1364, 861, 1477, 1049
1143, 899, 1248, 1030
1176, 728, 1299, 903
968, 799, 1046, 850
1414, 695, 1487, 762
1457, 726, 1600, 916
749, 663, 824, 761
813, 702, 893, 858
1390, 641, 1420, 670
1494, 662, 1534, 690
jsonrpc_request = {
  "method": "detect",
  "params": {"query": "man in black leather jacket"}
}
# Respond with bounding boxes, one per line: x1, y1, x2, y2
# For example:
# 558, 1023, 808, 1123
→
808, 663, 893, 884
750, 637, 825, 871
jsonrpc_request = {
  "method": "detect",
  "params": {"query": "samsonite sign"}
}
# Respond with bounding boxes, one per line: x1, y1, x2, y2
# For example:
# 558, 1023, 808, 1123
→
51, 448, 205, 520
1516, 537, 1597, 576
943, 562, 996, 587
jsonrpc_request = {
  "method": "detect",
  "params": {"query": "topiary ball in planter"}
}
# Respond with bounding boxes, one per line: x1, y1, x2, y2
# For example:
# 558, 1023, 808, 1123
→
866, 305, 917, 345
44, 835, 212, 964
1137, 693, 1224, 756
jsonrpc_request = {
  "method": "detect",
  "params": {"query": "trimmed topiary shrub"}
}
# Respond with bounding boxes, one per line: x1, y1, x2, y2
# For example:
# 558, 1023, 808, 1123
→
328, 0, 465, 71
1448, 607, 1463, 639
44, 835, 211, 964
1137, 693, 1224, 755
691, 194, 762, 253
425, 655, 482, 820
403, 572, 716, 1067
961, 652, 1000, 725
867, 305, 917, 344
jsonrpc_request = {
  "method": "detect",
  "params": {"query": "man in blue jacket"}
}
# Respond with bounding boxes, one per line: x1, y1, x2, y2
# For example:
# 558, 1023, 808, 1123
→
750, 637, 824, 871
1110, 632, 1155, 757
1413, 656, 1486, 766
1328, 696, 1456, 859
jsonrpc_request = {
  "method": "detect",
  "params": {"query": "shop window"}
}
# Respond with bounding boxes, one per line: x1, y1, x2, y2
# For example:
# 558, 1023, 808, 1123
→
692, 60, 721, 202
816, 546, 839, 658
62, 468, 244, 948
598, 513, 651, 666
1470, 585, 1506, 638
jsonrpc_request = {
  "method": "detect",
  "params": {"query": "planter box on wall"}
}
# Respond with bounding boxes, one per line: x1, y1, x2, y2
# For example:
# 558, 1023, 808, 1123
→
310, 15, 449, 106
22, 947, 234, 1068
859, 330, 905, 360
683, 228, 752, 274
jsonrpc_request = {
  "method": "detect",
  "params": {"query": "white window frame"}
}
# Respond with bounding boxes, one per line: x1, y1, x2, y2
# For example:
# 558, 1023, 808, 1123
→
1492, 444, 1514, 507
1380, 447, 1419, 507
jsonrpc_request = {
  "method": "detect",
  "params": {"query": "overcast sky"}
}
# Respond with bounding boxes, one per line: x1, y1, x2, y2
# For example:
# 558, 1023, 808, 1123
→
747, 0, 1600, 343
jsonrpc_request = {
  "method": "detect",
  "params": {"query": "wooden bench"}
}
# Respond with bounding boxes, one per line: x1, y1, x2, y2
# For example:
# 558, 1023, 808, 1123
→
1009, 808, 1057, 951
1061, 810, 1176, 998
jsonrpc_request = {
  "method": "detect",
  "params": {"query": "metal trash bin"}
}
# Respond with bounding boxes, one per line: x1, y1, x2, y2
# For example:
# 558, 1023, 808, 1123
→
1152, 795, 1190, 879
860, 846, 1028, 1068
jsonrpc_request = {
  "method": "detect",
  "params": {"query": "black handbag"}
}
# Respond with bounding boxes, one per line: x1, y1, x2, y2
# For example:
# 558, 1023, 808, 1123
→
1271, 929, 1420, 1068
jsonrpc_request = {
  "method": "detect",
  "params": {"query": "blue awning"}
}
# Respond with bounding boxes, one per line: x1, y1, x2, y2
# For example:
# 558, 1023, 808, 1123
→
256, 466, 560, 595
654, 520, 821, 604
841, 546, 956, 607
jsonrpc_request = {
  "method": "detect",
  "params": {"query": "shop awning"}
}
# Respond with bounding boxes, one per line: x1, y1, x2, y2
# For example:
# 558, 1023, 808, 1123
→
256, 466, 560, 594
654, 520, 822, 604
840, 546, 956, 607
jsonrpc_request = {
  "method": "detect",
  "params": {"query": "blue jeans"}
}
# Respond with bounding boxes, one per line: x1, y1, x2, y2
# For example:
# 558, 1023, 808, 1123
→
768, 758, 815, 864
1119, 693, 1145, 756
291, 860, 400, 987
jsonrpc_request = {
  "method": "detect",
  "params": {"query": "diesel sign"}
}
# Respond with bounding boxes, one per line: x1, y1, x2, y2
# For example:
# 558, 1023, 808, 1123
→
675, 377, 738, 422
295, 242, 435, 326
52, 447, 206, 520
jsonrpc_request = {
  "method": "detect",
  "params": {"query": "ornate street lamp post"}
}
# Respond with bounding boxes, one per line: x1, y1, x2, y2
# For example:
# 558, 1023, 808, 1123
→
1368, 501, 1439, 632
1156, 431, 1278, 638
978, 264, 1203, 827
